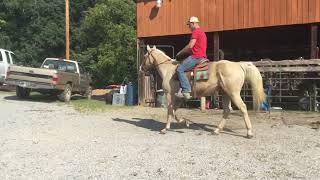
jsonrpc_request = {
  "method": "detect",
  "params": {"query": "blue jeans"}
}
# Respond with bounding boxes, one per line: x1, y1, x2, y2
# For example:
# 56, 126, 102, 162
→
177, 56, 202, 93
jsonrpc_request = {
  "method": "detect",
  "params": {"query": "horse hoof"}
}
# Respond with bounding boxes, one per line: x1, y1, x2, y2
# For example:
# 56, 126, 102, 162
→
185, 121, 190, 128
246, 134, 254, 139
160, 129, 167, 134
212, 130, 220, 135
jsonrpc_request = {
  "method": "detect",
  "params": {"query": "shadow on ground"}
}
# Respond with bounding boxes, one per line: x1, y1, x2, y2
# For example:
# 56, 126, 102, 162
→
112, 117, 243, 137
4, 94, 88, 103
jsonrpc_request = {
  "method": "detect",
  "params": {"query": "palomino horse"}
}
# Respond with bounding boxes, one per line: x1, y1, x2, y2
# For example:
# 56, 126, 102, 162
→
140, 45, 265, 138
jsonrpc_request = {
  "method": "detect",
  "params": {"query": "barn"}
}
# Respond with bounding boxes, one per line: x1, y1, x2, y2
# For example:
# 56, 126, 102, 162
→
136, 0, 320, 109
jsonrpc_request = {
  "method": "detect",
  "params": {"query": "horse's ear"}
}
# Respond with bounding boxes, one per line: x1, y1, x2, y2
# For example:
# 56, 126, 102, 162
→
147, 45, 151, 52
153, 45, 156, 49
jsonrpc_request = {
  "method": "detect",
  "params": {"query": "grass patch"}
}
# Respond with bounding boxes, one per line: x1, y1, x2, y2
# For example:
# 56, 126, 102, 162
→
0, 90, 15, 96
67, 99, 133, 112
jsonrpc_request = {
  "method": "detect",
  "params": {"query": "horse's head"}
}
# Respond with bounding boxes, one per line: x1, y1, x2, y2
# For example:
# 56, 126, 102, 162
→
140, 45, 172, 72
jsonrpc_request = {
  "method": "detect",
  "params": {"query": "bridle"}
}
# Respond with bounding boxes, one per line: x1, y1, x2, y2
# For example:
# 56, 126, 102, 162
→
146, 49, 172, 67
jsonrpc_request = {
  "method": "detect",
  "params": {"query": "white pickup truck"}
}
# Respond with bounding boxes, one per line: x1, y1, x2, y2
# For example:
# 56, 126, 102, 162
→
0, 49, 15, 85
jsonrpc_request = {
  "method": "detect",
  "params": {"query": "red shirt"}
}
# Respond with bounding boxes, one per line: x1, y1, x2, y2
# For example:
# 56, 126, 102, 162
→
191, 28, 207, 58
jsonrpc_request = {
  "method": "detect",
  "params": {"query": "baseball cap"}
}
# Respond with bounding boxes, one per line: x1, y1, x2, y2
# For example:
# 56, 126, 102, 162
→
187, 16, 200, 24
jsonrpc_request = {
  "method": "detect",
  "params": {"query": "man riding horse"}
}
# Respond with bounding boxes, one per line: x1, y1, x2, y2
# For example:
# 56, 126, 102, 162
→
175, 16, 207, 99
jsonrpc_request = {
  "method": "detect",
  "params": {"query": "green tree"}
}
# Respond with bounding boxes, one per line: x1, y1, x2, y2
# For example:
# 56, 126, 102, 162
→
74, 0, 136, 87
0, 0, 137, 87
0, 0, 94, 65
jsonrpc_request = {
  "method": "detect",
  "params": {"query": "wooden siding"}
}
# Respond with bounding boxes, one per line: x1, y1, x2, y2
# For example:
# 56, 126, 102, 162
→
137, 0, 320, 37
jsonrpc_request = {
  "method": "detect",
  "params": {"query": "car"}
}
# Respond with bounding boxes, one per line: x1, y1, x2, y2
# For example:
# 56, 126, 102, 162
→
0, 49, 15, 85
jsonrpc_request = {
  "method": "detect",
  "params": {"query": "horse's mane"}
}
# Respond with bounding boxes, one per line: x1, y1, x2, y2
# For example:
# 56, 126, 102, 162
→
156, 49, 174, 61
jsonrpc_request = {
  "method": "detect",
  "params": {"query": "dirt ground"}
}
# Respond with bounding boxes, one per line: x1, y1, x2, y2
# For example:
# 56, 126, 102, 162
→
0, 91, 319, 179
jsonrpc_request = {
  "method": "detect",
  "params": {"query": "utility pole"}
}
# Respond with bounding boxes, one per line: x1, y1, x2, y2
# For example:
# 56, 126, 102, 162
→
65, 0, 70, 60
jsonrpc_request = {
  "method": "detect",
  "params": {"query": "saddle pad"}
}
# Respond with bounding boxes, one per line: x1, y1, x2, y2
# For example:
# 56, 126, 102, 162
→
196, 70, 209, 80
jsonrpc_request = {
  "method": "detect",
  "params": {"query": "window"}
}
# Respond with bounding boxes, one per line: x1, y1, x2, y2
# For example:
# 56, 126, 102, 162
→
5, 52, 10, 63
42, 59, 77, 73
66, 62, 77, 73
42, 60, 67, 71
10, 53, 18, 64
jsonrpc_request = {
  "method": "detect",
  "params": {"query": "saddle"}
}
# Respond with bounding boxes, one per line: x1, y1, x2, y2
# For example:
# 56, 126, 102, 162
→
185, 58, 209, 72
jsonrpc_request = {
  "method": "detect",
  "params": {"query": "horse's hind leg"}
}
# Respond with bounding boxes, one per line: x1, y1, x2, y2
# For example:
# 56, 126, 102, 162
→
230, 93, 253, 139
172, 99, 190, 127
213, 94, 231, 135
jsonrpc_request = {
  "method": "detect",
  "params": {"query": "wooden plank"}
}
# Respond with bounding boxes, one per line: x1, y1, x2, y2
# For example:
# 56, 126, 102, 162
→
177, 0, 182, 34
248, 0, 254, 27
286, 0, 292, 25
291, 0, 298, 24
233, 0, 240, 29
212, 0, 220, 31
202, 0, 209, 31
178, 0, 183, 33
269, 0, 275, 25
243, 0, 249, 28
238, 0, 245, 28
208, 0, 216, 31
224, 0, 234, 30
302, 0, 309, 23
253, 0, 260, 27
184, 0, 190, 33
257, 66, 320, 72
280, 0, 287, 25
142, 2, 149, 36
136, 2, 142, 37
259, 0, 265, 27
153, 1, 160, 36
316, 0, 320, 22
217, 0, 224, 31
297, 0, 304, 23
309, 0, 317, 23
254, 59, 320, 66
264, 0, 270, 26
274, 0, 281, 25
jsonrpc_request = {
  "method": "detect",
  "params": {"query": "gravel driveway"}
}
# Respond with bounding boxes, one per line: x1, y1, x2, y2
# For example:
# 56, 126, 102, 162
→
0, 93, 319, 179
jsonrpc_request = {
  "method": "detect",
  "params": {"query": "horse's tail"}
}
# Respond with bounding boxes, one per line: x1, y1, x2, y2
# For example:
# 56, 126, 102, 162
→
243, 62, 265, 111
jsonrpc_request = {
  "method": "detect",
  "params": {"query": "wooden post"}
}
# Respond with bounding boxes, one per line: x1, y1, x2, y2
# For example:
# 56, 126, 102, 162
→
65, 0, 70, 60
201, 97, 206, 111
138, 39, 145, 106
213, 32, 220, 61
310, 24, 318, 59
212, 32, 220, 109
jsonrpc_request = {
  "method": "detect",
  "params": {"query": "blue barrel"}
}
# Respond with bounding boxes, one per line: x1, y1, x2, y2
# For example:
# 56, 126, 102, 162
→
126, 82, 138, 106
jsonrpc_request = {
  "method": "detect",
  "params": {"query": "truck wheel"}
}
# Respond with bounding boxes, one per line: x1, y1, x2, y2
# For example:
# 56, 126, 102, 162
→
16, 86, 31, 99
59, 84, 72, 102
85, 86, 92, 100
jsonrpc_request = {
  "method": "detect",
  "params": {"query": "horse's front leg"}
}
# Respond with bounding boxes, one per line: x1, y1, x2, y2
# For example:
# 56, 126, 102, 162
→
160, 94, 174, 134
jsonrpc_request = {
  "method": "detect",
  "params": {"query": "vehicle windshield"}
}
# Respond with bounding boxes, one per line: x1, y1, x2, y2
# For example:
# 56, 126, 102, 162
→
41, 59, 77, 73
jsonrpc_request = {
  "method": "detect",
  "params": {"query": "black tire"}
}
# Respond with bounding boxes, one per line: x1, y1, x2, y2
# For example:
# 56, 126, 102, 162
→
85, 86, 92, 100
16, 86, 31, 99
59, 84, 72, 102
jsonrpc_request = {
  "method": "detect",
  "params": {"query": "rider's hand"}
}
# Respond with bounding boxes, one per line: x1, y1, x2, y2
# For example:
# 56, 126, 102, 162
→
176, 52, 182, 60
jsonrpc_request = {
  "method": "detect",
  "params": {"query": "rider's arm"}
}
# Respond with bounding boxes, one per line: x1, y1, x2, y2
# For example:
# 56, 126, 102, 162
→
177, 39, 197, 57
